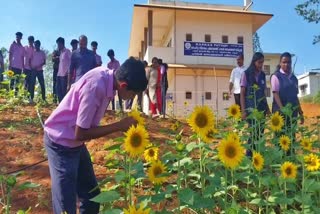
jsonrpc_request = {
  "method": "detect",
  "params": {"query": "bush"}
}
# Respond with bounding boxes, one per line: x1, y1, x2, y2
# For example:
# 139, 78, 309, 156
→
300, 94, 313, 103
313, 90, 320, 104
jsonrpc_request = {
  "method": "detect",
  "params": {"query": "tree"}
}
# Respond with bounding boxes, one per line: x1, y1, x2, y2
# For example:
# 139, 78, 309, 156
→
295, 0, 320, 44
1, 47, 9, 70
253, 32, 263, 53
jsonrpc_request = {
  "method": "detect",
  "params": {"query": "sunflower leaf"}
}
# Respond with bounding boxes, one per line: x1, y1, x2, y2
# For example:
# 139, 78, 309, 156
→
178, 188, 198, 205
101, 209, 122, 214
104, 143, 122, 151
90, 191, 120, 203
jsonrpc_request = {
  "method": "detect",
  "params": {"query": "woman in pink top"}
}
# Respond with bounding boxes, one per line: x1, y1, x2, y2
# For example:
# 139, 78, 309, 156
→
43, 57, 148, 214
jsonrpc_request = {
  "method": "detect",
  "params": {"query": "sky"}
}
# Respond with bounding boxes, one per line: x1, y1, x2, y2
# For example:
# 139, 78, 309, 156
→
0, 0, 319, 74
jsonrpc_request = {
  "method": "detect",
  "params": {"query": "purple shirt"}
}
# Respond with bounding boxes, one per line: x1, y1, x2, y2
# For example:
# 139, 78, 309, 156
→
271, 69, 292, 92
24, 45, 34, 70
107, 59, 120, 72
95, 54, 102, 66
58, 48, 72, 77
44, 67, 115, 148
9, 41, 25, 70
31, 50, 46, 71
240, 71, 262, 88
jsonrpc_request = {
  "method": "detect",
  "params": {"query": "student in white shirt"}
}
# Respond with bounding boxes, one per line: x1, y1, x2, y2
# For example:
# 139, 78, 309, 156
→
229, 54, 246, 106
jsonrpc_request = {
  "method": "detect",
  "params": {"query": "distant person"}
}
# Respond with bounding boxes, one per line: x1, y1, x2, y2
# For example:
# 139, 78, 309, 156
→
24, 36, 35, 91
0, 49, 4, 82
56, 37, 71, 103
29, 40, 46, 102
52, 49, 60, 103
271, 52, 304, 127
240, 52, 270, 156
9, 32, 25, 91
229, 54, 246, 106
107, 49, 122, 111
43, 57, 148, 214
161, 62, 168, 117
146, 57, 161, 117
70, 39, 79, 52
68, 35, 96, 89
69, 39, 78, 85
91, 41, 102, 67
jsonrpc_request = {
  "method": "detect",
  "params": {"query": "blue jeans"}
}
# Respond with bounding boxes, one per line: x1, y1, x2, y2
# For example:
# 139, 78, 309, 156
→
56, 76, 68, 103
29, 70, 46, 100
44, 133, 100, 214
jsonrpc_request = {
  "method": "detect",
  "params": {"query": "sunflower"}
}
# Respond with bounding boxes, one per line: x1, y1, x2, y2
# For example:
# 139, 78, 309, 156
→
300, 138, 312, 151
281, 161, 298, 179
147, 160, 167, 185
304, 153, 320, 172
252, 152, 264, 171
7, 70, 14, 78
143, 146, 159, 162
279, 135, 291, 152
124, 125, 149, 158
227, 132, 240, 143
188, 106, 215, 137
270, 112, 284, 132
123, 203, 151, 214
200, 129, 216, 143
128, 109, 145, 126
184, 101, 189, 107
227, 104, 241, 120
217, 136, 245, 169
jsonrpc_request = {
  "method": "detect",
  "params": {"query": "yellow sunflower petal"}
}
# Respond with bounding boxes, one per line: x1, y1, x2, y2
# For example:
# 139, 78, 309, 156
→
270, 112, 284, 132
300, 138, 312, 151
227, 104, 241, 120
144, 147, 159, 162
280, 161, 298, 179
128, 109, 145, 126
279, 135, 291, 152
124, 125, 149, 158
218, 135, 245, 169
304, 153, 320, 172
188, 105, 215, 137
148, 160, 167, 185
252, 152, 264, 171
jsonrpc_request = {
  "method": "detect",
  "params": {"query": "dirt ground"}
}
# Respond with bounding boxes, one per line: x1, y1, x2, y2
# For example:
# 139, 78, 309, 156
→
0, 102, 319, 213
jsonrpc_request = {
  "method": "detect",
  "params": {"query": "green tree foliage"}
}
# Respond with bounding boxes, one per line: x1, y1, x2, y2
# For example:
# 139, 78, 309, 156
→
295, 0, 320, 44
1, 47, 9, 70
253, 32, 263, 53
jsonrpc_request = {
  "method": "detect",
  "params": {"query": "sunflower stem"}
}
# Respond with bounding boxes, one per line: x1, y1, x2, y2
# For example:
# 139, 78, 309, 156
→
177, 155, 182, 214
198, 137, 205, 196
124, 155, 128, 205
302, 161, 305, 212
128, 157, 132, 206
224, 168, 228, 211
284, 180, 287, 211
258, 170, 262, 214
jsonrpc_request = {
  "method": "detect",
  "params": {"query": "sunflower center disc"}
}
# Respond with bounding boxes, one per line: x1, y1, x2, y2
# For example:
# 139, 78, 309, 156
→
225, 145, 236, 158
131, 134, 142, 148
195, 113, 208, 128
154, 166, 162, 176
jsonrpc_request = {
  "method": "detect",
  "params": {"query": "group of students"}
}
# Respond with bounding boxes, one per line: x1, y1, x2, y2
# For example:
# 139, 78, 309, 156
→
229, 52, 304, 156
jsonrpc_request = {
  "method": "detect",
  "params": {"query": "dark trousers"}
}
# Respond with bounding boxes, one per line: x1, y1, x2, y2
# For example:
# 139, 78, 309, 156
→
126, 99, 133, 110
10, 67, 22, 92
44, 133, 100, 214
56, 76, 68, 103
23, 69, 32, 91
29, 70, 46, 100
112, 95, 123, 111
0, 69, 4, 82
137, 91, 143, 111
161, 88, 167, 116
53, 69, 58, 100
234, 93, 241, 106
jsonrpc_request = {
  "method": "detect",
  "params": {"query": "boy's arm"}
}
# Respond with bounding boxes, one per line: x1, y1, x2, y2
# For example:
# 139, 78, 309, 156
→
75, 117, 137, 141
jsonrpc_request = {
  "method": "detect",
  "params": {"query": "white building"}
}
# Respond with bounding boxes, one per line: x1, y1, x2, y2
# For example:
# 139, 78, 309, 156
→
298, 69, 320, 97
129, 0, 273, 117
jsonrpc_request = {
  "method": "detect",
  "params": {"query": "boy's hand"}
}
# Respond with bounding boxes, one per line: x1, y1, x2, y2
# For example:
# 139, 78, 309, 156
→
119, 117, 138, 131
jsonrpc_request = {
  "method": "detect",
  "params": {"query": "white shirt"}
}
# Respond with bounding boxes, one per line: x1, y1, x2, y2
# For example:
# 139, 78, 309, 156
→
230, 65, 247, 94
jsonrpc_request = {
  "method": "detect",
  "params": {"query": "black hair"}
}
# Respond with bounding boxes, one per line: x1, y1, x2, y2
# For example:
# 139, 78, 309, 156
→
247, 52, 264, 72
163, 63, 168, 70
70, 39, 79, 45
28, 36, 34, 42
142, 60, 148, 67
56, 37, 65, 45
91, 41, 98, 47
34, 40, 41, 46
79, 35, 87, 41
16, 32, 23, 37
158, 58, 163, 64
115, 57, 148, 92
238, 53, 244, 59
152, 57, 158, 63
275, 52, 292, 72
107, 49, 115, 57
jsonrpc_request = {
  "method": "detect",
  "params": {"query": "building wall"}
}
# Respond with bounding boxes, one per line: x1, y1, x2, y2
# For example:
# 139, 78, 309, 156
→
175, 10, 254, 67
298, 76, 311, 97
298, 74, 320, 97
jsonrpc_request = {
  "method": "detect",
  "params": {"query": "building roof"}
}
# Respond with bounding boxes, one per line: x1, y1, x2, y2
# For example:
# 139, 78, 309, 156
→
298, 71, 320, 79
129, 3, 273, 57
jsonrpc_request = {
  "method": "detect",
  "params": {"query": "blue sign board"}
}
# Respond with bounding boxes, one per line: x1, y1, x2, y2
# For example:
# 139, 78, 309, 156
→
184, 41, 243, 58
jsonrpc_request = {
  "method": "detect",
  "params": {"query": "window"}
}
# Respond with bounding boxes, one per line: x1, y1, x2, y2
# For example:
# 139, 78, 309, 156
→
265, 87, 271, 97
205, 92, 212, 100
223, 92, 229, 100
186, 34, 192, 41
222, 35, 228, 43
205, 34, 211, 42
263, 65, 271, 75
300, 84, 308, 95
186, 91, 192, 99
237, 36, 244, 44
